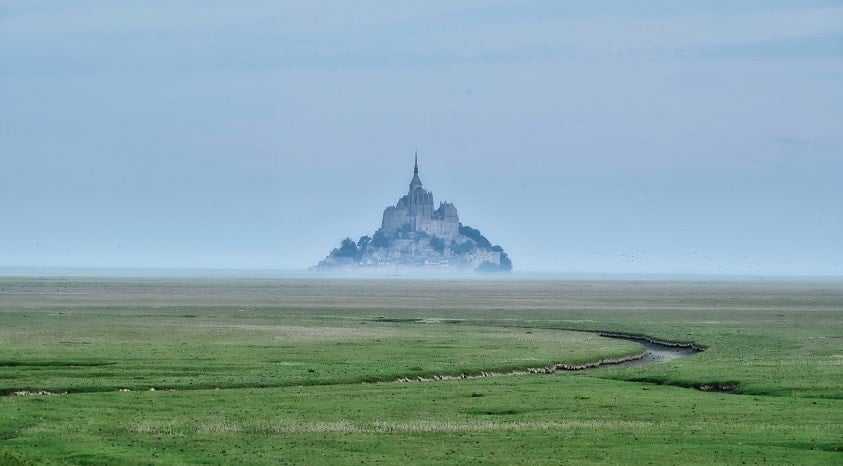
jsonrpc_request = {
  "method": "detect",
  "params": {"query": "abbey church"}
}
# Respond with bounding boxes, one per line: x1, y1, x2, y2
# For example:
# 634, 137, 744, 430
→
380, 155, 460, 239
316, 155, 512, 273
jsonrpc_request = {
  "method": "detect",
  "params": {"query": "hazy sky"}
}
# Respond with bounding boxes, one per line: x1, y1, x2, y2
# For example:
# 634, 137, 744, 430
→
2, 1, 842, 275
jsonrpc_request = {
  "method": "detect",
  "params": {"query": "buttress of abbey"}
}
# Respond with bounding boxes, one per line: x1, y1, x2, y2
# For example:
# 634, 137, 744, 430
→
380, 155, 459, 239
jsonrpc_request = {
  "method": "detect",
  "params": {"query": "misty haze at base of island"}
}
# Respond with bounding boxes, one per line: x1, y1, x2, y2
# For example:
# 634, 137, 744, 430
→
315, 155, 512, 273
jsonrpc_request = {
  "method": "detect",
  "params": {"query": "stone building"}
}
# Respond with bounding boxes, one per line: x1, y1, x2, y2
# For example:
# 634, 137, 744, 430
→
380, 155, 460, 239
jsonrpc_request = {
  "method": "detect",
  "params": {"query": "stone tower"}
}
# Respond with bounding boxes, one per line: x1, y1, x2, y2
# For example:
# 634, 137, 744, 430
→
405, 153, 434, 219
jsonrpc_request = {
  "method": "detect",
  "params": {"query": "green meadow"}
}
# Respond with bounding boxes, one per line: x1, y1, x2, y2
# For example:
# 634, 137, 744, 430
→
1, 277, 841, 464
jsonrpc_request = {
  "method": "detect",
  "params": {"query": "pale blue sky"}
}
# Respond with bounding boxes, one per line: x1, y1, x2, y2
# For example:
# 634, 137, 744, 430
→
1, 1, 841, 275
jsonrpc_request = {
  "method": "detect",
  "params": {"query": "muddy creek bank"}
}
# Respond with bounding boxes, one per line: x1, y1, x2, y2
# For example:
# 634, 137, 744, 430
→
595, 332, 703, 369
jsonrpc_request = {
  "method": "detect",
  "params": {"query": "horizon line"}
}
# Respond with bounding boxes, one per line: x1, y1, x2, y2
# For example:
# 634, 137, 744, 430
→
1, 266, 841, 281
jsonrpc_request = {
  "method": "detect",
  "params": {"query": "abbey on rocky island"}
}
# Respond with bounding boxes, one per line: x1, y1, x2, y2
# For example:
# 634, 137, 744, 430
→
316, 154, 512, 273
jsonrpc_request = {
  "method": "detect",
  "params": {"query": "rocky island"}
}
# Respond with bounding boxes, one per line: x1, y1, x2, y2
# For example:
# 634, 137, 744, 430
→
316, 155, 512, 273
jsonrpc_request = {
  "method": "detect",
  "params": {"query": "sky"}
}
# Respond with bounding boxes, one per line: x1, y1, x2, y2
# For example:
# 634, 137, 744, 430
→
1, 1, 842, 275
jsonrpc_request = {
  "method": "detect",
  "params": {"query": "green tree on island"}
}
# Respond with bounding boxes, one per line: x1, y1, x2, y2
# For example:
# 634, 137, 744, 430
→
331, 237, 359, 258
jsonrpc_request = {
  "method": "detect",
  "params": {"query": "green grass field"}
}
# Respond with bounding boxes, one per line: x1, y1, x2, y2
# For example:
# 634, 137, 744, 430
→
1, 277, 841, 464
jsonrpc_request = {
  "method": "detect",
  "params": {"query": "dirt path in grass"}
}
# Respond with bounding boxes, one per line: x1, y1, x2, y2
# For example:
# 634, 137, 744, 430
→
394, 332, 703, 383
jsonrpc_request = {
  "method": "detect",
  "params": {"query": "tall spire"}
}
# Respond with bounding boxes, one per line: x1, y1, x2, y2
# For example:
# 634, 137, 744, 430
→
409, 150, 423, 191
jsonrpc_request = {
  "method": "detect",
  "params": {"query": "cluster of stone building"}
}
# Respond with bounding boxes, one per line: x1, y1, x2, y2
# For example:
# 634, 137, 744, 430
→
316, 156, 508, 272
357, 238, 503, 271
380, 158, 460, 240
